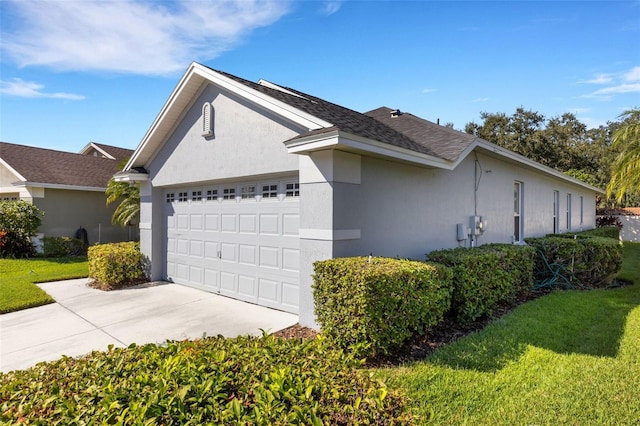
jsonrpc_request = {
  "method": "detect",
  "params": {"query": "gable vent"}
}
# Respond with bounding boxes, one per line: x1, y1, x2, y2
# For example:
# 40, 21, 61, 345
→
202, 102, 214, 138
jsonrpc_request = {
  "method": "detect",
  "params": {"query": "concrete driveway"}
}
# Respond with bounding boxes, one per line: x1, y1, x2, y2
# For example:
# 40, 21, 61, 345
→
0, 279, 298, 373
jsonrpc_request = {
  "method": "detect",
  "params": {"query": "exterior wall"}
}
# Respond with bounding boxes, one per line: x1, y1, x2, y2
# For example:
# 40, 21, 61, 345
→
33, 188, 133, 244
140, 83, 306, 281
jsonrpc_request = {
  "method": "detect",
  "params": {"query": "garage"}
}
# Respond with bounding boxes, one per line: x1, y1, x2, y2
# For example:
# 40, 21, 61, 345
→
165, 178, 300, 313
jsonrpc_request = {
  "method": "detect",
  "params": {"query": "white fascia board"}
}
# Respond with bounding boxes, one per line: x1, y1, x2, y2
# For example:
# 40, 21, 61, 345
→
113, 171, 148, 183
15, 182, 107, 192
0, 158, 27, 182
124, 62, 332, 172
285, 130, 453, 169
79, 142, 115, 159
473, 139, 604, 193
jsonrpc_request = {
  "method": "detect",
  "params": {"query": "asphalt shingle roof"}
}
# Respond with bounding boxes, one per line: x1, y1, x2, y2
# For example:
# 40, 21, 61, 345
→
209, 66, 475, 162
90, 143, 134, 163
0, 142, 133, 188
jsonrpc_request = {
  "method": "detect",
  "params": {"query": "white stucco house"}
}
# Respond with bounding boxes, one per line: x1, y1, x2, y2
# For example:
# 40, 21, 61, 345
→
118, 62, 601, 326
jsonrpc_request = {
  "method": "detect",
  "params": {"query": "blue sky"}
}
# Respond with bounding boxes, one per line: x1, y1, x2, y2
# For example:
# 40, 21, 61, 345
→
1, 0, 639, 154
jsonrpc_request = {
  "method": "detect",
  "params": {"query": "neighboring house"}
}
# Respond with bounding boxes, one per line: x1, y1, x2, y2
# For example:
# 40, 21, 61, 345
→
118, 62, 601, 326
599, 207, 640, 242
0, 141, 135, 246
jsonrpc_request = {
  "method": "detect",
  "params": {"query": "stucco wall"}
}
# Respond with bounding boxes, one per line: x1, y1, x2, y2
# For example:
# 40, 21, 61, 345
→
148, 84, 303, 187
33, 188, 133, 244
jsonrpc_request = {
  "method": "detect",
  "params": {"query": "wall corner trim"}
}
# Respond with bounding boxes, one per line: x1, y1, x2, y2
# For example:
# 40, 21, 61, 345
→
139, 222, 152, 230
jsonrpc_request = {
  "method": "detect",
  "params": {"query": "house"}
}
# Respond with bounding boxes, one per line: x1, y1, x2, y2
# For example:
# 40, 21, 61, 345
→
118, 62, 601, 327
0, 141, 135, 246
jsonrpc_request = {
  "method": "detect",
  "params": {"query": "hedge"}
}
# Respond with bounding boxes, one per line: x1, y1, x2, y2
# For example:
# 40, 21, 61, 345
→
0, 334, 413, 425
548, 227, 620, 240
88, 241, 147, 290
313, 257, 452, 358
427, 244, 535, 324
525, 236, 623, 289
42, 236, 87, 257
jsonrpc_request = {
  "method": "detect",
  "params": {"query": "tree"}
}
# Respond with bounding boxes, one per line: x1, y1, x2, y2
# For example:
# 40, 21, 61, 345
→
606, 108, 640, 204
106, 160, 140, 226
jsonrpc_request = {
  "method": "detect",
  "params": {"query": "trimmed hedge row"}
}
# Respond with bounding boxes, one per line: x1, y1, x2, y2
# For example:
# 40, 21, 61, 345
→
42, 236, 87, 257
427, 244, 535, 324
525, 235, 623, 289
0, 335, 413, 425
548, 226, 620, 240
88, 241, 147, 290
313, 257, 452, 358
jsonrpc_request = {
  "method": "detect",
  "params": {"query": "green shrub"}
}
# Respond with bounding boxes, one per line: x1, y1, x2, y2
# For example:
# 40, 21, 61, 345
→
42, 236, 87, 257
88, 241, 146, 290
427, 245, 535, 324
525, 236, 623, 289
0, 200, 43, 258
0, 335, 413, 425
313, 257, 452, 358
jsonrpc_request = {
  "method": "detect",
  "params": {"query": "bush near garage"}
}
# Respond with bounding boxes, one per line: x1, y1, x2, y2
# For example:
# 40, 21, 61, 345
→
0, 334, 414, 425
427, 244, 536, 324
313, 257, 453, 359
88, 241, 147, 290
525, 236, 623, 289
42, 236, 87, 257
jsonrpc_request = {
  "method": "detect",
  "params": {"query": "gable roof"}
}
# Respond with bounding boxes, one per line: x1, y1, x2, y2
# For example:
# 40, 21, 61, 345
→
0, 142, 132, 190
123, 62, 601, 193
79, 142, 133, 163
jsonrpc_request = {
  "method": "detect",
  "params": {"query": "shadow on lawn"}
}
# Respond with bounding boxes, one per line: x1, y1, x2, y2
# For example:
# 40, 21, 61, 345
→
427, 285, 640, 372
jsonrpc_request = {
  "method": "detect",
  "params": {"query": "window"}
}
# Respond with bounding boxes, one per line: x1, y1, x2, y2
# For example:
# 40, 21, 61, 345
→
202, 102, 213, 137
262, 184, 278, 198
580, 196, 584, 225
178, 192, 188, 202
514, 181, 523, 243
206, 189, 218, 201
566, 194, 572, 230
285, 182, 299, 198
166, 193, 175, 203
241, 185, 256, 199
1, 194, 19, 201
553, 190, 560, 234
192, 190, 202, 201
222, 187, 236, 200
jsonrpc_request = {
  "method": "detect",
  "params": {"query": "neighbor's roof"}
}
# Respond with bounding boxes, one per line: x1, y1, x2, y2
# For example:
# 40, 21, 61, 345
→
79, 142, 133, 163
0, 142, 133, 189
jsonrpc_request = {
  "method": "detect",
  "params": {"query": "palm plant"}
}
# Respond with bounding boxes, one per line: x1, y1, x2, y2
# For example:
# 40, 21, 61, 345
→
106, 160, 140, 226
606, 109, 640, 204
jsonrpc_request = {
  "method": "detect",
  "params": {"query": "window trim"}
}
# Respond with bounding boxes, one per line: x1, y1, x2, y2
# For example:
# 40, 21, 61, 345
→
514, 181, 523, 243
566, 193, 572, 231
553, 190, 560, 234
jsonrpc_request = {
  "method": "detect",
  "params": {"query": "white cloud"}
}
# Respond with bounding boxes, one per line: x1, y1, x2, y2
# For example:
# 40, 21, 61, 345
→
472, 97, 489, 102
581, 66, 640, 100
0, 78, 85, 100
321, 1, 344, 16
0, 0, 291, 76
578, 73, 614, 84
422, 88, 437, 94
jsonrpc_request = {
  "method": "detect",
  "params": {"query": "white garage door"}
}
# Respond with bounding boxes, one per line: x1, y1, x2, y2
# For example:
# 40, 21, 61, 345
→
165, 179, 300, 313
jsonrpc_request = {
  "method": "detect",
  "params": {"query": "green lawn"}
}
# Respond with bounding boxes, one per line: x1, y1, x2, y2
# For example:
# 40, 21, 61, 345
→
376, 241, 640, 424
0, 257, 88, 314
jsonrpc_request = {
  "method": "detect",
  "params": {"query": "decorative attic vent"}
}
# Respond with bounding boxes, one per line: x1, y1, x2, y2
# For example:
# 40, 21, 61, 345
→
390, 109, 402, 118
202, 102, 214, 138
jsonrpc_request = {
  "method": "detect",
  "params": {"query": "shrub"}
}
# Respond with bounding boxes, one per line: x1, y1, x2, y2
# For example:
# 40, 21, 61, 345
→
88, 241, 147, 290
551, 227, 621, 240
0, 335, 413, 425
313, 257, 452, 358
525, 236, 623, 289
427, 244, 535, 324
42, 236, 87, 257
596, 215, 623, 229
0, 200, 43, 258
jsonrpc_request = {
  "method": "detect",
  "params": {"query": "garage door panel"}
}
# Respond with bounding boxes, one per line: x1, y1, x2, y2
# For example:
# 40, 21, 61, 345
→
166, 180, 299, 314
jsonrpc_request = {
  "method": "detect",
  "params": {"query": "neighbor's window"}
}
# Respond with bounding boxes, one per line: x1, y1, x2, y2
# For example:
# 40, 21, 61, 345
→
262, 184, 278, 198
553, 190, 560, 234
514, 181, 523, 243
285, 182, 300, 198
566, 193, 572, 231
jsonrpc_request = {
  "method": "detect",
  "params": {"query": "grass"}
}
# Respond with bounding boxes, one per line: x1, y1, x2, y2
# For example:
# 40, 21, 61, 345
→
375, 242, 640, 425
0, 257, 88, 314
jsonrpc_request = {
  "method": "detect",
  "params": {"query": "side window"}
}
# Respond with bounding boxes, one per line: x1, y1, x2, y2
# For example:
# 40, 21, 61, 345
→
553, 190, 560, 234
514, 181, 523, 243
566, 194, 572, 230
